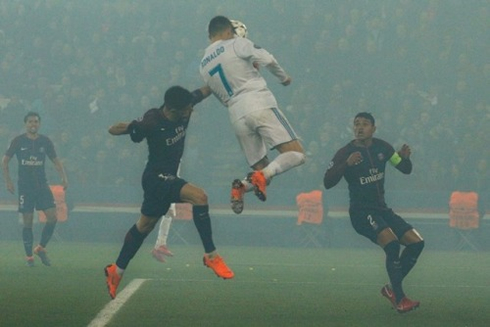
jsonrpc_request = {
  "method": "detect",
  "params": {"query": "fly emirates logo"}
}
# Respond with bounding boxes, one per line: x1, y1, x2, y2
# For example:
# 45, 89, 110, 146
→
360, 168, 384, 185
21, 156, 43, 166
166, 126, 186, 146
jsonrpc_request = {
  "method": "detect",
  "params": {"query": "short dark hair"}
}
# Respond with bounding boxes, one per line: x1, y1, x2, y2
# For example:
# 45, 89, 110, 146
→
163, 86, 193, 111
24, 111, 41, 123
208, 15, 233, 38
354, 112, 375, 125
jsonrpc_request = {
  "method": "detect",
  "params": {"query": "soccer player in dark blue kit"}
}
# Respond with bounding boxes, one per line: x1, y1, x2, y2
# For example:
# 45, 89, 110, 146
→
2, 112, 68, 267
104, 85, 233, 300
323, 112, 424, 313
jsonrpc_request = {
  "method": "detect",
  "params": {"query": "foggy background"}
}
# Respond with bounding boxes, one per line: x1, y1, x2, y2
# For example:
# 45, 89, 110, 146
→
0, 0, 488, 247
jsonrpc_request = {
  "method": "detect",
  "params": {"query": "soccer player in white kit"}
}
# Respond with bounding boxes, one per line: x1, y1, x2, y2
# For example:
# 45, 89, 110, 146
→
199, 16, 306, 214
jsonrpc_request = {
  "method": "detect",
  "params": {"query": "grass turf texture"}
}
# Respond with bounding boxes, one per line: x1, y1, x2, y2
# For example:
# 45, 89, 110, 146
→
0, 241, 489, 327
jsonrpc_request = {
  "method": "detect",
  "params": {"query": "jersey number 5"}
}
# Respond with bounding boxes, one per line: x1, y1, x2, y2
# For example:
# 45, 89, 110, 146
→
209, 64, 233, 96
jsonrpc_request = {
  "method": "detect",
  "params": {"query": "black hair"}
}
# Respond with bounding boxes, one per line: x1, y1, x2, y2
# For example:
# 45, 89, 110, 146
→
208, 16, 233, 38
354, 112, 375, 125
24, 111, 41, 123
163, 86, 193, 111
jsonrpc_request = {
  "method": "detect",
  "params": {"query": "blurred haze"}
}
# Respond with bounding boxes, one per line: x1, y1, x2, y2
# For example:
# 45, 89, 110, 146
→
0, 0, 488, 213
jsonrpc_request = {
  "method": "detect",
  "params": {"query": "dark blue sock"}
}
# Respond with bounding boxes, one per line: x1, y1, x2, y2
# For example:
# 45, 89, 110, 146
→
384, 241, 404, 303
400, 241, 425, 279
116, 224, 147, 269
23, 227, 33, 256
40, 221, 57, 248
192, 205, 216, 253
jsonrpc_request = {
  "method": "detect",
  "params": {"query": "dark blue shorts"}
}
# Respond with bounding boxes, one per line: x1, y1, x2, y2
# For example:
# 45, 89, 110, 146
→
18, 184, 55, 213
349, 208, 413, 244
140, 171, 187, 218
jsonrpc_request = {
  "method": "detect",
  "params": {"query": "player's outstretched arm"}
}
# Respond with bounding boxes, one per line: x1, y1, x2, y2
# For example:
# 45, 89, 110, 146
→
393, 144, 412, 174
324, 149, 350, 189
398, 144, 411, 159
52, 157, 68, 190
191, 86, 212, 106
1, 155, 14, 194
108, 122, 130, 135
281, 76, 292, 86
264, 60, 290, 85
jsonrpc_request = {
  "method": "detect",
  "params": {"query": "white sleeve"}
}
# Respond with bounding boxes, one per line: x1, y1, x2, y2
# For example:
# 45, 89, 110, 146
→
264, 57, 289, 83
233, 38, 289, 83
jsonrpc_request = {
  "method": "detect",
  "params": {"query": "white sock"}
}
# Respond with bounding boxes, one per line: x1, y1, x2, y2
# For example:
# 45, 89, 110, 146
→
240, 179, 254, 192
116, 266, 125, 276
155, 215, 172, 248
261, 151, 306, 179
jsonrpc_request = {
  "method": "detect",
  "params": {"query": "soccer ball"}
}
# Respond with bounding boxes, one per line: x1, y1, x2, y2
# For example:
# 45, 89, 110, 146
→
231, 19, 248, 38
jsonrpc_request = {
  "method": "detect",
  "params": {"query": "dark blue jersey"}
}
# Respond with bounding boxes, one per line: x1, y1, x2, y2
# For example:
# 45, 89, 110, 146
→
324, 138, 412, 210
128, 108, 189, 175
4, 134, 57, 188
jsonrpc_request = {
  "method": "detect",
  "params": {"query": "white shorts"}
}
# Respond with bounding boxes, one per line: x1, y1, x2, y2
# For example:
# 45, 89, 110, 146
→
231, 107, 298, 166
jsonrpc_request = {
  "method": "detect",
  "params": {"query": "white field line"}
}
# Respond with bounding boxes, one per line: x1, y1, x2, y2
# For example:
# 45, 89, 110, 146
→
87, 278, 149, 327
152, 278, 490, 289
87, 272, 490, 327
225, 262, 490, 270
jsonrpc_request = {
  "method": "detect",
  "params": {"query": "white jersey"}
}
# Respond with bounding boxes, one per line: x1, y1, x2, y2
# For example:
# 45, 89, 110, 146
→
199, 37, 289, 123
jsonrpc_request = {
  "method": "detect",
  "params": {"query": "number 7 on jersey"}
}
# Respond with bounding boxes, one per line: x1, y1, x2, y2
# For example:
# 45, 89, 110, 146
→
209, 64, 233, 96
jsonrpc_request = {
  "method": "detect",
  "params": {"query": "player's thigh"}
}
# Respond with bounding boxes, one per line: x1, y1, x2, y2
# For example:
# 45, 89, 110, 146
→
350, 209, 390, 244
383, 210, 413, 240
400, 229, 424, 245
275, 139, 304, 154
18, 189, 36, 213
257, 108, 299, 149
179, 183, 208, 205
36, 185, 56, 212
232, 116, 267, 167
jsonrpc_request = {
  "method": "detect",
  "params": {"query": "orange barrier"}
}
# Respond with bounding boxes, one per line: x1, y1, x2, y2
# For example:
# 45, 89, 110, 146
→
449, 191, 479, 229
296, 190, 323, 225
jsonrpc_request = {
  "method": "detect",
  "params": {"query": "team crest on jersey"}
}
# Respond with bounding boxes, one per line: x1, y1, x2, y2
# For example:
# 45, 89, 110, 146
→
39, 147, 45, 153
377, 153, 384, 161
327, 161, 334, 169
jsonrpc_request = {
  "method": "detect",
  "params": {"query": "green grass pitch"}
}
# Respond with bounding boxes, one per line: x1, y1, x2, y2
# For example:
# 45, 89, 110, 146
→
0, 241, 489, 327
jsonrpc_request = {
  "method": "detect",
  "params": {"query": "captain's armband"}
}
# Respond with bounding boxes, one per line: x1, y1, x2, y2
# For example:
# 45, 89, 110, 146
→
389, 152, 402, 166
